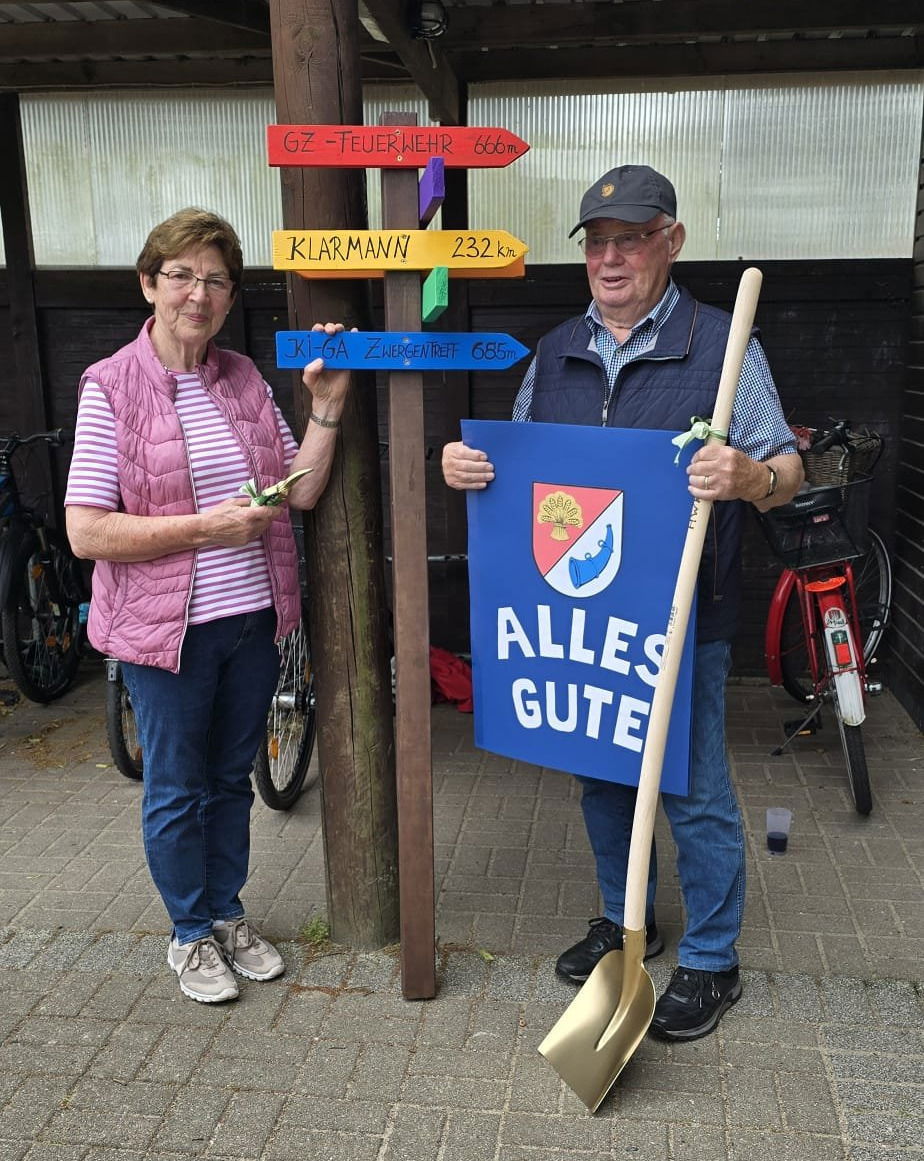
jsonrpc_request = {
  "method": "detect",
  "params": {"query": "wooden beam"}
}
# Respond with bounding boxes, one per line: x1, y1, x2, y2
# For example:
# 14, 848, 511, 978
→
450, 35, 924, 82
442, 0, 924, 48
0, 57, 274, 91
0, 53, 423, 92
0, 18, 267, 57
152, 1, 271, 35
361, 0, 462, 124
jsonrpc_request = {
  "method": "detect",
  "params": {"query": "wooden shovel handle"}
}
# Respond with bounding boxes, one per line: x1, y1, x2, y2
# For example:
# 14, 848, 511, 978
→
622, 267, 763, 932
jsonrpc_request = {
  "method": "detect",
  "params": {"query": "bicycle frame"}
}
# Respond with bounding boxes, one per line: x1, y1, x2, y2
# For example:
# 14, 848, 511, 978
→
765, 560, 867, 722
0, 429, 86, 703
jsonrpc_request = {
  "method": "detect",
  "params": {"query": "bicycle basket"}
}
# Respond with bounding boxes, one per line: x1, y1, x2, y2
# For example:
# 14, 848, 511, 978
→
798, 427, 883, 486
756, 476, 872, 569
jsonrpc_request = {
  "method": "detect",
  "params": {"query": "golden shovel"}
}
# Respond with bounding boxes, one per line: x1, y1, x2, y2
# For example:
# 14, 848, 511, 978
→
538, 267, 764, 1113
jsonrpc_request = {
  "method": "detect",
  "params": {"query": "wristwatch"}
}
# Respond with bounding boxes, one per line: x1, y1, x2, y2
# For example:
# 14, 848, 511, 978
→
763, 465, 778, 499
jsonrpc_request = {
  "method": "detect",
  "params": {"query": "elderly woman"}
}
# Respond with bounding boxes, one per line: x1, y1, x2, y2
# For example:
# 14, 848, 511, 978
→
65, 207, 348, 1004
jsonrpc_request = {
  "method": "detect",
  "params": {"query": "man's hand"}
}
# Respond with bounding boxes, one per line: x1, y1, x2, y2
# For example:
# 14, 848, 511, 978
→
202, 497, 284, 547
442, 441, 495, 490
688, 446, 803, 508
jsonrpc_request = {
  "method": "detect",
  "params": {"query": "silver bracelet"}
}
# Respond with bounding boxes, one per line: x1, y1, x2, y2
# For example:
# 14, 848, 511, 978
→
310, 411, 340, 429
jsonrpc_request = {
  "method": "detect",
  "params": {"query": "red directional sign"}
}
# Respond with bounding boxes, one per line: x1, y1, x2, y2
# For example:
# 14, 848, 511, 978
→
267, 124, 530, 169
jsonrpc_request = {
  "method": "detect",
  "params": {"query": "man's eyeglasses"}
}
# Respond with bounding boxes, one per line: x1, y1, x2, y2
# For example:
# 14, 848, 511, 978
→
578, 225, 673, 258
156, 269, 234, 295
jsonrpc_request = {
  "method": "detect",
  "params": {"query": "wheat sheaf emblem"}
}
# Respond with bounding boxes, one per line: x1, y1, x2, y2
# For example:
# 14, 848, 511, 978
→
537, 490, 584, 541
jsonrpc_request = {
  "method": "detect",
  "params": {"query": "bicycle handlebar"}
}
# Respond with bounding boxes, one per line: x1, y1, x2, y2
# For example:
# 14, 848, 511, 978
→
809, 419, 851, 455
0, 428, 72, 454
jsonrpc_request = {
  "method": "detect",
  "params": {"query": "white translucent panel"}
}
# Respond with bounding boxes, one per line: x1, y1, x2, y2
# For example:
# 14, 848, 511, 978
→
361, 85, 434, 229
718, 77, 923, 260
6, 86, 428, 266
18, 90, 280, 268
470, 74, 922, 262
470, 81, 725, 262
2, 74, 921, 270
14, 95, 97, 265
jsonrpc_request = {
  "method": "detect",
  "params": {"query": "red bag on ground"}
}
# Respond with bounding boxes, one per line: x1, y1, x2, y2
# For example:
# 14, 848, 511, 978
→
429, 645, 473, 713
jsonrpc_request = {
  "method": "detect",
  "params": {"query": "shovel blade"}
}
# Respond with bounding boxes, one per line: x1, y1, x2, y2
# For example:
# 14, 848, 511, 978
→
538, 934, 656, 1113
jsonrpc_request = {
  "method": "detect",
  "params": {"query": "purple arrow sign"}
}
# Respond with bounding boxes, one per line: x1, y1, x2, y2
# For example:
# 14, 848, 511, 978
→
419, 158, 445, 225
276, 330, 530, 371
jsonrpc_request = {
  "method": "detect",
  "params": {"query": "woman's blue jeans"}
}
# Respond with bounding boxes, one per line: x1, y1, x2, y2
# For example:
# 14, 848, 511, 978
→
576, 639, 744, 972
122, 608, 281, 945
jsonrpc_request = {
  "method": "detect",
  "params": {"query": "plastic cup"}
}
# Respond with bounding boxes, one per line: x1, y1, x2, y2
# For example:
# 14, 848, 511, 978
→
766, 807, 793, 854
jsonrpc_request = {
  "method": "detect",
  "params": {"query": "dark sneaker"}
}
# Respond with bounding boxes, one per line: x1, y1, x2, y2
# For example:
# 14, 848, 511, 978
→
555, 916, 665, 983
649, 966, 742, 1041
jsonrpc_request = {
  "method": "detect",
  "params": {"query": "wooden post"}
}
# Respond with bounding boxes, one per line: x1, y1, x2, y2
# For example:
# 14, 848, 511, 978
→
434, 162, 473, 645
381, 111, 437, 999
268, 0, 399, 950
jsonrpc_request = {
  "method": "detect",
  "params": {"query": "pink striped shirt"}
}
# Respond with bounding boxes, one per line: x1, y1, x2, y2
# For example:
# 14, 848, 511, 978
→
65, 372, 299, 626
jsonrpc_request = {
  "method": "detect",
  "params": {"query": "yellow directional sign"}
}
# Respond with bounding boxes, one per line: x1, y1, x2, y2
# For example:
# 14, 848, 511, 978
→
273, 229, 527, 272
293, 257, 526, 282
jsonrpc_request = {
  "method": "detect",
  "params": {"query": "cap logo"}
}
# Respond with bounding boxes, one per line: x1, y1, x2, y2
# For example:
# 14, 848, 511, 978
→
601, 183, 615, 198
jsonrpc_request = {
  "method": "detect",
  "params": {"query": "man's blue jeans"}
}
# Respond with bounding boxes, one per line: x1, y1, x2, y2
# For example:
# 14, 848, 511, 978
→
122, 608, 281, 945
576, 639, 743, 972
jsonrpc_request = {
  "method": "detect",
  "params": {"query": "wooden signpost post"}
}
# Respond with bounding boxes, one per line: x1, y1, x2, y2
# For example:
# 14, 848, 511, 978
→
270, 111, 530, 1000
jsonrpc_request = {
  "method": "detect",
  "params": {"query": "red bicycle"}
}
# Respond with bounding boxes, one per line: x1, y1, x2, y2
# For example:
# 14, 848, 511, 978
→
759, 424, 891, 815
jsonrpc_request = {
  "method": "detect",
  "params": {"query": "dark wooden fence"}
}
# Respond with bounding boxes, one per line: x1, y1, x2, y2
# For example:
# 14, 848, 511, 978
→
1, 258, 916, 716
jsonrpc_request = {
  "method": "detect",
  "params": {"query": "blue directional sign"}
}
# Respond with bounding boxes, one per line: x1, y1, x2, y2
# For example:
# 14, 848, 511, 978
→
276, 330, 530, 371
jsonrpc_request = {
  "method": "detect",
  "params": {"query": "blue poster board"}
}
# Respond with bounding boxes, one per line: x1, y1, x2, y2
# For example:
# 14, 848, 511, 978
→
463, 419, 697, 794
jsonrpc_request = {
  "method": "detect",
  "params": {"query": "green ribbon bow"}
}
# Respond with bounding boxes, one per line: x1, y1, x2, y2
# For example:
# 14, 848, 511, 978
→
671, 416, 728, 464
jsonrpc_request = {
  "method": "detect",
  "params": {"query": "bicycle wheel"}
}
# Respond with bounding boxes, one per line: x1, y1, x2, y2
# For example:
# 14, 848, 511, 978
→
834, 714, 872, 815
778, 529, 892, 704
852, 529, 892, 662
253, 614, 317, 810
1, 529, 82, 702
105, 663, 143, 781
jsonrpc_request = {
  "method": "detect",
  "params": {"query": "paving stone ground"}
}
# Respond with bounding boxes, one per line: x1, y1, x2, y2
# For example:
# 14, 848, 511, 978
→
0, 654, 921, 1160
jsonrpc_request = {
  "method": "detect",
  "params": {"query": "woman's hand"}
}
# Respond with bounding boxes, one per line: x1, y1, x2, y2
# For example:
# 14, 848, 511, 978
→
301, 321, 353, 421
202, 497, 285, 547
442, 441, 495, 490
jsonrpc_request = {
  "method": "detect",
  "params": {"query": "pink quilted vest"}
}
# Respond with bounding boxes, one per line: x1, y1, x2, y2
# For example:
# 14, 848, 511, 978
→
79, 319, 301, 672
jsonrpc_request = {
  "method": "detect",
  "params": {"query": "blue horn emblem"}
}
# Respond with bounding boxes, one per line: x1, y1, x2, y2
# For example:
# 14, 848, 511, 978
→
568, 525, 614, 589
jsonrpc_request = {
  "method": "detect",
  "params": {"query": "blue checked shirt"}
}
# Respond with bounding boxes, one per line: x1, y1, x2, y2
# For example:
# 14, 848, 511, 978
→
511, 280, 796, 461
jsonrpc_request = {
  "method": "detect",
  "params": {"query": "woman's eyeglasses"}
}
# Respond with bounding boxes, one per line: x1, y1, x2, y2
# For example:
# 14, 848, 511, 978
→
156, 269, 234, 294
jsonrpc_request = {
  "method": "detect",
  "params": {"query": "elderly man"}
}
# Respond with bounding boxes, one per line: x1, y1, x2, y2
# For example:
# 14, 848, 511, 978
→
442, 164, 803, 1041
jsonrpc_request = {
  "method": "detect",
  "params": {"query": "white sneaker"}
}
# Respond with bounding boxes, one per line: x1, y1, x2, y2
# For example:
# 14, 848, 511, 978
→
213, 918, 285, 981
167, 935, 239, 1003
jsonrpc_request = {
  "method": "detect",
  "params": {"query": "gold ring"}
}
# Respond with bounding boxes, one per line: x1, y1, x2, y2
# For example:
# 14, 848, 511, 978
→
703, 475, 710, 489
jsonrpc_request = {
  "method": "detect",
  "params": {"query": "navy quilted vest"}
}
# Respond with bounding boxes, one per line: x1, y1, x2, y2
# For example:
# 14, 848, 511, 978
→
529, 286, 745, 642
